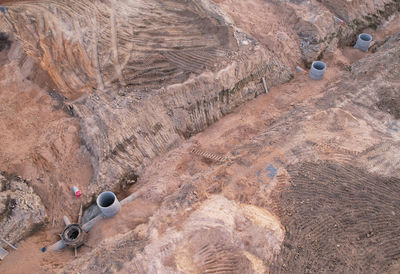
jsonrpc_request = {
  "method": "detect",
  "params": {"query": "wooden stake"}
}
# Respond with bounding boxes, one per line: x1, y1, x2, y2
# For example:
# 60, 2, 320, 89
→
78, 204, 83, 225
262, 77, 269, 93
63, 216, 71, 226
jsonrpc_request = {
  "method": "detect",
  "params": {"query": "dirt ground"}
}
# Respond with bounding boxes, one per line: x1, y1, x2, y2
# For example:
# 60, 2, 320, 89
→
211, 0, 303, 67
270, 161, 400, 273
0, 42, 374, 272
0, 40, 92, 231
1, 4, 400, 274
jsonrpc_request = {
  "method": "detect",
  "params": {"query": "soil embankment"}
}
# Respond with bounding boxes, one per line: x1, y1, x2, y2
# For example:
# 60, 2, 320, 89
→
0, 0, 400, 272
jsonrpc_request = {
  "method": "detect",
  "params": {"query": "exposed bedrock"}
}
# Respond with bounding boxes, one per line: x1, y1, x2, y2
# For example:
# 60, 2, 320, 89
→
1, 0, 399, 198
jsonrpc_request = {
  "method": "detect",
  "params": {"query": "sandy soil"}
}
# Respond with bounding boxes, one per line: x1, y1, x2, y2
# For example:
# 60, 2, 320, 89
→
212, 0, 302, 67
1, 5, 400, 274
0, 43, 356, 273
0, 41, 92, 232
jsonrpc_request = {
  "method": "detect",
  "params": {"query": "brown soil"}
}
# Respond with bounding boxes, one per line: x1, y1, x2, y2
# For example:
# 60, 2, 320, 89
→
270, 161, 400, 273
212, 0, 302, 66
0, 33, 11, 53
0, 42, 92, 226
0, 36, 390, 273
376, 88, 400, 119
0, 42, 343, 274
1, 0, 237, 99
1, 2, 400, 273
364, 13, 400, 44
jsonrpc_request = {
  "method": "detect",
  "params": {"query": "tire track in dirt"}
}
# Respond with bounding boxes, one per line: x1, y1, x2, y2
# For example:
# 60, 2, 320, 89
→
271, 161, 400, 273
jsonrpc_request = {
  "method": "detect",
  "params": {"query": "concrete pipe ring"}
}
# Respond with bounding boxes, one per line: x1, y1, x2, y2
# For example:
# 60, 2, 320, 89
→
309, 61, 326, 80
96, 191, 121, 217
354, 33, 372, 52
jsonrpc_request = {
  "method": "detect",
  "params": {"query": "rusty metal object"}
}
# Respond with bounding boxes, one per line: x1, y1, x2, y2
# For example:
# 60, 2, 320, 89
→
49, 204, 87, 256
49, 192, 140, 255
61, 224, 87, 248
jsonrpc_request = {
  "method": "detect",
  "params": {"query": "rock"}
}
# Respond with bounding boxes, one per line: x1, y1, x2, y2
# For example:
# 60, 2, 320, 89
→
0, 172, 46, 245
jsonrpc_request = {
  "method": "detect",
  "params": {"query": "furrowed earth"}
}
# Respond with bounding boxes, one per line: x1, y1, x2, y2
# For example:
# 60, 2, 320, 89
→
0, 0, 400, 273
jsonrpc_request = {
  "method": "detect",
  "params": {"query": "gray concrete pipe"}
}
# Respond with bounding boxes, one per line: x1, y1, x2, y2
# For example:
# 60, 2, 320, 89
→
309, 61, 326, 80
49, 191, 138, 251
354, 33, 372, 52
96, 191, 121, 217
82, 192, 139, 232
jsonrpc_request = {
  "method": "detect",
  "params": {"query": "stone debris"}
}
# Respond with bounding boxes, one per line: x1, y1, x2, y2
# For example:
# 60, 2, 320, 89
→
0, 172, 46, 245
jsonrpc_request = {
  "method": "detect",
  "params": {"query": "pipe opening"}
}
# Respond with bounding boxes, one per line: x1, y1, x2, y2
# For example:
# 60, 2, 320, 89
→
67, 227, 80, 240
61, 224, 87, 247
360, 33, 372, 42
98, 192, 116, 207
313, 62, 326, 70
97, 191, 121, 217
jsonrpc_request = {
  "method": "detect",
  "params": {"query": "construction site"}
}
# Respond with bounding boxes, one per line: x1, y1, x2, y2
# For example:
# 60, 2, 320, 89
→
0, 0, 400, 273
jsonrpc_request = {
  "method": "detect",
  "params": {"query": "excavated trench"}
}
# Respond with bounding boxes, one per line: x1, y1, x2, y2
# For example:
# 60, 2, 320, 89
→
0, 0, 400, 273
1, 0, 399, 200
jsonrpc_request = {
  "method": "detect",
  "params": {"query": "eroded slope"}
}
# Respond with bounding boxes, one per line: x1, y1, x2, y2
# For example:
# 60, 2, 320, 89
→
1, 0, 399, 203
56, 32, 400, 273
0, 1, 400, 271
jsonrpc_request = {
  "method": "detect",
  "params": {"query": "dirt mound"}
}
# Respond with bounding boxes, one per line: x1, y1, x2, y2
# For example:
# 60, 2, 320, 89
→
0, 172, 46, 246
3, 0, 237, 98
0, 38, 92, 226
